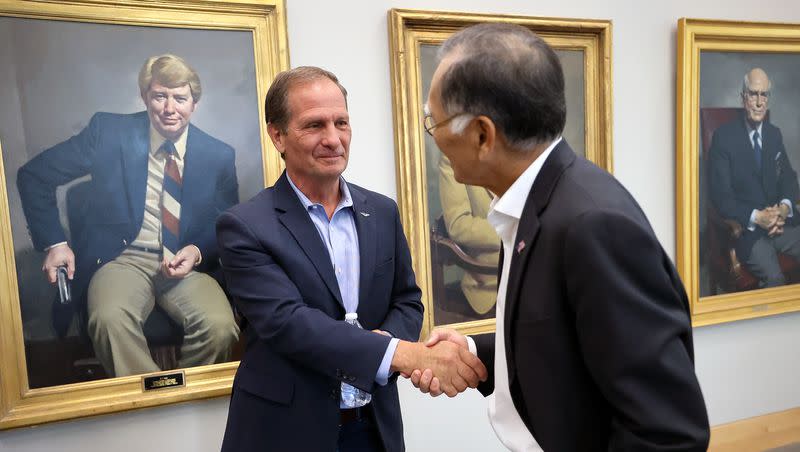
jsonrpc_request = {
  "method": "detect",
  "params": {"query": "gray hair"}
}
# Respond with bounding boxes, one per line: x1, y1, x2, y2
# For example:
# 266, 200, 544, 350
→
741, 68, 772, 95
436, 23, 566, 152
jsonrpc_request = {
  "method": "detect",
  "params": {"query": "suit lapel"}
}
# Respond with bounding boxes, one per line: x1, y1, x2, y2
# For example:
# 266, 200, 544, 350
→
180, 124, 203, 240
503, 140, 575, 385
274, 173, 344, 307
350, 185, 376, 313
760, 124, 778, 200
121, 113, 150, 230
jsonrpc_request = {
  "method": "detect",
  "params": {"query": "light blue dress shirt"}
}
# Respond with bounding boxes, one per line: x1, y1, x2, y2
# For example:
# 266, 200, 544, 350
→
286, 175, 398, 402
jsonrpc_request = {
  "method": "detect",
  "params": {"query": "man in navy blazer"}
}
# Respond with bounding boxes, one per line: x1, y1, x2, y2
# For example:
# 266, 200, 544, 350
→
216, 66, 486, 452
410, 24, 709, 451
17, 54, 240, 377
710, 67, 800, 288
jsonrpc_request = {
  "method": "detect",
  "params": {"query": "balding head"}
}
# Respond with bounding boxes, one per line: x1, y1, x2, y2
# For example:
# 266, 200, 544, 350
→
741, 67, 771, 126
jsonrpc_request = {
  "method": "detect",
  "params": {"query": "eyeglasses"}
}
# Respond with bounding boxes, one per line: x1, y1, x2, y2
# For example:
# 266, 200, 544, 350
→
745, 89, 770, 101
422, 112, 467, 136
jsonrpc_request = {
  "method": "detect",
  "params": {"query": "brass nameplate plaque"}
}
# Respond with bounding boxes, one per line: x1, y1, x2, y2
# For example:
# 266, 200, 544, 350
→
142, 371, 185, 392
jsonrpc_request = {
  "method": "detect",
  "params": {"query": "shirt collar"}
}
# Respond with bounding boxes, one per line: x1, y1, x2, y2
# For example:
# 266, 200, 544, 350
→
745, 120, 763, 138
149, 125, 189, 161
489, 136, 562, 223
286, 174, 353, 212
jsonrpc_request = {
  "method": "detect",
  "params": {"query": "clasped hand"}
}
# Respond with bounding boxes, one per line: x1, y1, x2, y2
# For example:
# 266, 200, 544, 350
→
756, 204, 788, 237
392, 328, 486, 397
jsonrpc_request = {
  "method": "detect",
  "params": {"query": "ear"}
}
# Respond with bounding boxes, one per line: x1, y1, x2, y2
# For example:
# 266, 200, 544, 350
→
267, 123, 286, 155
472, 115, 496, 161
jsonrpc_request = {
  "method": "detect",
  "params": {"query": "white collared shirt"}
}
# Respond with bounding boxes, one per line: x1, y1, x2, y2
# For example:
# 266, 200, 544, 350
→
468, 137, 561, 452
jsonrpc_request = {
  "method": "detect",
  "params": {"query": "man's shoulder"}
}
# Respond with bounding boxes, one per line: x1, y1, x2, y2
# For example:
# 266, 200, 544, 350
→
224, 187, 274, 221
346, 181, 397, 211
763, 120, 784, 140
87, 111, 148, 128
188, 123, 235, 153
555, 157, 650, 225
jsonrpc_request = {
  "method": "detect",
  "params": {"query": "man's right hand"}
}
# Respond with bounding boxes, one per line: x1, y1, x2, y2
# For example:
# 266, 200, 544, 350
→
391, 337, 487, 397
408, 328, 473, 396
42, 244, 75, 284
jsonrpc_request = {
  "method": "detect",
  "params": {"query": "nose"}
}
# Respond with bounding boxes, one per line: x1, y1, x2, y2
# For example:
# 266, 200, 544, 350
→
163, 97, 175, 114
320, 123, 341, 148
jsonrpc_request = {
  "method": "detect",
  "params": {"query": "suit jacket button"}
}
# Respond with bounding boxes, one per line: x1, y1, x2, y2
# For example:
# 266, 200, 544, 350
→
122, 239, 127, 245
96, 258, 102, 265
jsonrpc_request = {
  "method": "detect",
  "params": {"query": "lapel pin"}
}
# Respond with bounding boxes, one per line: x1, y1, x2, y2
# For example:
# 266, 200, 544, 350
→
360, 212, 370, 217
516, 240, 526, 254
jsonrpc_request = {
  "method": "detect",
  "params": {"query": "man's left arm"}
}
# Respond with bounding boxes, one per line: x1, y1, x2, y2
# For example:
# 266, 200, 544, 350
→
372, 203, 424, 385
773, 132, 799, 221
564, 210, 710, 451
375, 203, 424, 342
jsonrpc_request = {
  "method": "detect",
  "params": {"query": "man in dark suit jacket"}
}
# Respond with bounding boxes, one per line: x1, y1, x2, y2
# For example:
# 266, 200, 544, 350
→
709, 67, 800, 288
411, 23, 709, 451
216, 66, 485, 452
17, 54, 240, 377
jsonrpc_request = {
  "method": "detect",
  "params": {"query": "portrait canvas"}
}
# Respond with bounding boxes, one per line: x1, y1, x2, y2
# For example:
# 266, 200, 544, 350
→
388, 9, 613, 336
676, 18, 800, 326
698, 51, 800, 298
0, 0, 288, 430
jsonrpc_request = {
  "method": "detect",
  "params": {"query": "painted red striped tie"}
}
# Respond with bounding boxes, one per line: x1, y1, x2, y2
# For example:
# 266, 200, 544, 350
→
160, 140, 182, 261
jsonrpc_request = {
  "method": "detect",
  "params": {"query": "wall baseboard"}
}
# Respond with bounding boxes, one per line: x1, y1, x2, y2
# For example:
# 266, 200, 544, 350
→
710, 407, 800, 451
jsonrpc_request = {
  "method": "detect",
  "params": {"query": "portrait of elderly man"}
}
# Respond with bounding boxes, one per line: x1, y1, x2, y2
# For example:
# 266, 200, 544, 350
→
17, 53, 240, 377
709, 67, 800, 289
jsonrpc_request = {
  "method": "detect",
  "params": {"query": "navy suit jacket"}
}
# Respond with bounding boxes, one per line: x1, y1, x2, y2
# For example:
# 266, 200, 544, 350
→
216, 173, 423, 452
17, 111, 239, 301
473, 141, 709, 451
709, 114, 799, 261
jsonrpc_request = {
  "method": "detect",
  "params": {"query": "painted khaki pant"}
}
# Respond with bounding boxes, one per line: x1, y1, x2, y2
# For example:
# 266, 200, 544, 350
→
87, 250, 239, 377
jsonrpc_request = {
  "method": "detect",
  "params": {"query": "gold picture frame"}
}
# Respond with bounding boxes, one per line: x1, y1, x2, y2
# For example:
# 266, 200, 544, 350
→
0, 0, 287, 429
388, 8, 613, 338
676, 18, 800, 326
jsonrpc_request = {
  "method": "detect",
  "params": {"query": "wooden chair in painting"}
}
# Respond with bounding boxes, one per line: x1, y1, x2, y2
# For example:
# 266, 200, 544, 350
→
429, 215, 496, 317
700, 107, 800, 294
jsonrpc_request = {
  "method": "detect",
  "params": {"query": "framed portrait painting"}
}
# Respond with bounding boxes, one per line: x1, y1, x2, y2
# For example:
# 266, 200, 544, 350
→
0, 0, 288, 429
388, 9, 613, 337
677, 18, 800, 326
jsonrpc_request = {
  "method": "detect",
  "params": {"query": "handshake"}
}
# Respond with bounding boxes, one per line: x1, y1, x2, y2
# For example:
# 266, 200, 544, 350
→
390, 329, 488, 397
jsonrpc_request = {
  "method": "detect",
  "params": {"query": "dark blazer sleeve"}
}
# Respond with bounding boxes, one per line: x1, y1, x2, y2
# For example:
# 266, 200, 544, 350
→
563, 210, 710, 451
472, 332, 496, 396
375, 204, 424, 342
17, 114, 100, 250
217, 209, 393, 393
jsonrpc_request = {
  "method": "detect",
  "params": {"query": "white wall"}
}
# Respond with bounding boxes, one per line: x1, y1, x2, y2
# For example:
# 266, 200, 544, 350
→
2, 0, 800, 450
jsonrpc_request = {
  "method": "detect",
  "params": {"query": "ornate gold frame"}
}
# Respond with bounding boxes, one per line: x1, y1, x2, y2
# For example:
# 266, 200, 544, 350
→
0, 0, 288, 429
676, 18, 800, 326
388, 9, 613, 338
